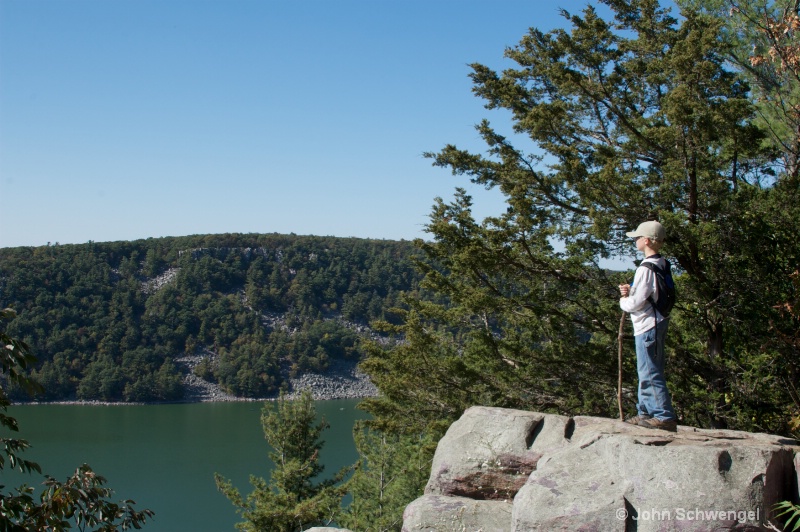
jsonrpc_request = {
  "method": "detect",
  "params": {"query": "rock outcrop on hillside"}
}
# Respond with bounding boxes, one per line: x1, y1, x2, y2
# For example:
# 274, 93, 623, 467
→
173, 354, 377, 403
403, 407, 800, 531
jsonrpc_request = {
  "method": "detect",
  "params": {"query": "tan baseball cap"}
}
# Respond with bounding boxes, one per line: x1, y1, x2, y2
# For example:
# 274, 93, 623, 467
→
625, 220, 666, 241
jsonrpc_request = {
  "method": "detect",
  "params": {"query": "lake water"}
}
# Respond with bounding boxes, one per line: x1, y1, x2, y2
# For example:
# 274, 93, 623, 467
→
5, 399, 369, 531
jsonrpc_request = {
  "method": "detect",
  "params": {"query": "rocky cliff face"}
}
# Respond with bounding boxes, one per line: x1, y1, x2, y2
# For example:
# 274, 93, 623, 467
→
403, 407, 799, 531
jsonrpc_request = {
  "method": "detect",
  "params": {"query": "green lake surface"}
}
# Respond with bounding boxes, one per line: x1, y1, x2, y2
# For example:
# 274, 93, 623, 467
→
5, 399, 368, 531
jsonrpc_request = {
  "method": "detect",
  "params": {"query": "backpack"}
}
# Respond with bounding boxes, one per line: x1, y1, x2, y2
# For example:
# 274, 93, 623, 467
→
640, 261, 676, 317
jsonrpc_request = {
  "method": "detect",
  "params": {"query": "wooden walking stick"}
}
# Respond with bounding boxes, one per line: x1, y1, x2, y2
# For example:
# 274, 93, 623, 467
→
617, 311, 626, 421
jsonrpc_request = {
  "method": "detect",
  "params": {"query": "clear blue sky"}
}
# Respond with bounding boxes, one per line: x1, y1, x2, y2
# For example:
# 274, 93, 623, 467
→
1, 0, 674, 251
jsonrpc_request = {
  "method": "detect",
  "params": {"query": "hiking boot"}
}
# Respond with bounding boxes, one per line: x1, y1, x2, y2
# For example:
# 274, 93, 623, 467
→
624, 414, 652, 425
638, 417, 678, 432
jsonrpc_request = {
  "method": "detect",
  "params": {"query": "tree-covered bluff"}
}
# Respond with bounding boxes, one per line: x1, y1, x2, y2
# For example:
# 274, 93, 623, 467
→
0, 233, 423, 402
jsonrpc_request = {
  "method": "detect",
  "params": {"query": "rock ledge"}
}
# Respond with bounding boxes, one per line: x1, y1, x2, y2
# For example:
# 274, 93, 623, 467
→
404, 406, 800, 531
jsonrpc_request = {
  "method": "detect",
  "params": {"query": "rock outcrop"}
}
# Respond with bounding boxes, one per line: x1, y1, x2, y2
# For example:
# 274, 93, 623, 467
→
174, 353, 377, 403
403, 406, 799, 531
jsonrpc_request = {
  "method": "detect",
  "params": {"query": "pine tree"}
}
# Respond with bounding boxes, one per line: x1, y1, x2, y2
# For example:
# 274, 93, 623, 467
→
361, 0, 798, 435
336, 422, 435, 532
676, 0, 800, 436
215, 390, 344, 532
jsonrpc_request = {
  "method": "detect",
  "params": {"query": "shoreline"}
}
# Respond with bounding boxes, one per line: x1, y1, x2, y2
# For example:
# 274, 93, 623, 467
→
14, 395, 377, 407
14, 358, 379, 407
14, 389, 379, 407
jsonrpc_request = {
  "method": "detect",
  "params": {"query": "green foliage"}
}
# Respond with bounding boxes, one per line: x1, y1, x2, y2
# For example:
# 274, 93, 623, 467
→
676, 0, 800, 178
2, 464, 153, 532
215, 391, 344, 532
0, 234, 422, 402
1, 309, 43, 479
360, 0, 799, 436
675, 0, 800, 437
336, 421, 435, 532
0, 308, 153, 530
775, 500, 800, 532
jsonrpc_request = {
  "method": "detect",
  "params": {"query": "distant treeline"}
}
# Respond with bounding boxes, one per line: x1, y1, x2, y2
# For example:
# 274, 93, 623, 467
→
0, 233, 423, 402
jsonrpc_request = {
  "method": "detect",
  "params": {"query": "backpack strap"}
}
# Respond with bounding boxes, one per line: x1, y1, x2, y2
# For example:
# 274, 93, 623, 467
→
637, 261, 664, 344
639, 261, 664, 324
639, 261, 665, 276
639, 261, 663, 303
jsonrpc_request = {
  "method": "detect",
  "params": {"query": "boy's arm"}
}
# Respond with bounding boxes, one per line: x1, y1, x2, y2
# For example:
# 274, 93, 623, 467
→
619, 266, 655, 313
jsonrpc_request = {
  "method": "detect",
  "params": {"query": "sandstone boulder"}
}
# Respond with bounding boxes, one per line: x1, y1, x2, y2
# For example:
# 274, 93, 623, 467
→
404, 407, 799, 531
425, 407, 572, 501
402, 494, 512, 532
796, 450, 800, 500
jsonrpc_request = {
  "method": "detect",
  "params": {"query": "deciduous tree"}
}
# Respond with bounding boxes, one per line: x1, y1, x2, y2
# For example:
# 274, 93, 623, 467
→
0, 308, 154, 530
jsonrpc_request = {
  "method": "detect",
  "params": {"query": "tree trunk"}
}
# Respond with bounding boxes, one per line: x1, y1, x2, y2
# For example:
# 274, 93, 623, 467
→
707, 322, 727, 429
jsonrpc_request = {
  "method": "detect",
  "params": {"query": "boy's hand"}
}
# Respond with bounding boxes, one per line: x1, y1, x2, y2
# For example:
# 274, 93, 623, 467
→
618, 284, 630, 297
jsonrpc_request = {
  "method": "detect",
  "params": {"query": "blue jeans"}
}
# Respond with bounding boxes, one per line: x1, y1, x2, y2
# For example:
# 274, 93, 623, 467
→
635, 319, 675, 421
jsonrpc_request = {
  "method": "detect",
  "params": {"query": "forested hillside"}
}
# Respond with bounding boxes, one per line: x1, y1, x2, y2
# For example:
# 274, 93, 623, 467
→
0, 233, 422, 402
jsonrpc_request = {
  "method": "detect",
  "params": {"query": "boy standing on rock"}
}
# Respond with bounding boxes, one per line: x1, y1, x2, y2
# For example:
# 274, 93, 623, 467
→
618, 220, 677, 432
